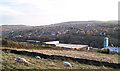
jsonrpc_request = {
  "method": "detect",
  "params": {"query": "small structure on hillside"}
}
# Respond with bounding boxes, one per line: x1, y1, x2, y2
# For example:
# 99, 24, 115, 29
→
26, 40, 40, 44
44, 41, 59, 46
87, 47, 93, 50
45, 41, 59, 45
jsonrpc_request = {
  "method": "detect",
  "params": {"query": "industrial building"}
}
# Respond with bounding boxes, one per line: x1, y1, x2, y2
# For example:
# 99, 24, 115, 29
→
44, 41, 88, 50
91, 37, 120, 53
56, 43, 88, 50
73, 37, 120, 53
44, 37, 120, 53
102, 37, 120, 53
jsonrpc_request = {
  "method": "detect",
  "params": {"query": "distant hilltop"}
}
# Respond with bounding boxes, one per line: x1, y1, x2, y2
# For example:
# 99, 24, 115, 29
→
2, 25, 32, 31
2, 25, 30, 27
2, 20, 118, 27
52, 20, 118, 26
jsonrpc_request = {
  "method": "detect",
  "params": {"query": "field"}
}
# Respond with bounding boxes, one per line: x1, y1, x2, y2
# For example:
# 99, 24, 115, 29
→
3, 47, 119, 63
1, 49, 114, 69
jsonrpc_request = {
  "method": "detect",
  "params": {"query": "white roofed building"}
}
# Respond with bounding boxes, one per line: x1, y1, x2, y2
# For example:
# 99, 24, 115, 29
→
44, 41, 88, 50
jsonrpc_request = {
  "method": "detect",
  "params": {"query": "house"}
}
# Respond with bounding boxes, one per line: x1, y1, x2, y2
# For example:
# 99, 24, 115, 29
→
26, 40, 40, 44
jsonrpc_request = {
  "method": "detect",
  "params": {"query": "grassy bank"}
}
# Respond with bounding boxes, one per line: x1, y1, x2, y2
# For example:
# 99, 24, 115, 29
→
2, 50, 113, 69
2, 47, 119, 64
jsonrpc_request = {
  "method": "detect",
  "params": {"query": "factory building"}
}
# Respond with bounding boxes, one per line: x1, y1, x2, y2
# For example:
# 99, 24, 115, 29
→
56, 43, 88, 50
86, 37, 120, 53
102, 37, 120, 53
44, 41, 88, 50
44, 37, 120, 53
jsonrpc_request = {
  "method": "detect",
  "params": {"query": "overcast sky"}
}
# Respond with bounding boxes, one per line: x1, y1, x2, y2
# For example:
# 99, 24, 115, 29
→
0, 0, 119, 26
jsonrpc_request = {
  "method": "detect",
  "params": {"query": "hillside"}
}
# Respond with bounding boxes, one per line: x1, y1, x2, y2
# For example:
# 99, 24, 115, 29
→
2, 21, 119, 48
2, 25, 32, 31
52, 21, 118, 26
2, 47, 120, 64
1, 49, 114, 69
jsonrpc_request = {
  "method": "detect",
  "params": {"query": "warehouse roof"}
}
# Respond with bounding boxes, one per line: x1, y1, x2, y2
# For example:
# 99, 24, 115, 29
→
44, 41, 88, 49
56, 43, 88, 49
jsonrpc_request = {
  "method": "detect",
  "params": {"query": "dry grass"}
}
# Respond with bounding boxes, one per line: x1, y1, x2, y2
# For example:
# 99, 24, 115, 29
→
2, 51, 113, 69
3, 47, 119, 63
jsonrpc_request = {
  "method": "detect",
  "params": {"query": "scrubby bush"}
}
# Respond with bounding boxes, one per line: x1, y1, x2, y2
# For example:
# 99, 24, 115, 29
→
98, 49, 110, 54
2, 39, 71, 50
91, 50, 95, 52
